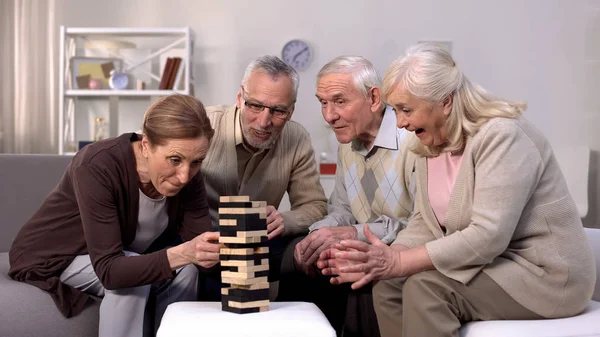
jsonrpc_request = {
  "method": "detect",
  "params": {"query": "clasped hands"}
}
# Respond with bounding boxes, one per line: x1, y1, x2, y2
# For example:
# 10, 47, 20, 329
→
314, 224, 402, 290
294, 226, 358, 275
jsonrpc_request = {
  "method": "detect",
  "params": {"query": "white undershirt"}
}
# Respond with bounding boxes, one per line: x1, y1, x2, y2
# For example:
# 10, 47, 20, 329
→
126, 189, 169, 253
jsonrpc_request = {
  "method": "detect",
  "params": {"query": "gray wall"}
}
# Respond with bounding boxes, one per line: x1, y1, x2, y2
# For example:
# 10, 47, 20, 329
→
57, 0, 600, 227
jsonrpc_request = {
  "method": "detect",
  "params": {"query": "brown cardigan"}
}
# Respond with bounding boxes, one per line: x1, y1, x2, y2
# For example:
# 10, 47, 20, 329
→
8, 133, 212, 317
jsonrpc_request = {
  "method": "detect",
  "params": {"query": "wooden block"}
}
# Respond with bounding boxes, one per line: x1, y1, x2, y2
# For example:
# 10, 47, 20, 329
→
220, 247, 269, 255
218, 214, 267, 231
221, 290, 270, 307
222, 264, 269, 273
225, 242, 268, 249
219, 207, 267, 215
219, 213, 267, 221
220, 259, 269, 267
219, 228, 267, 238
221, 305, 259, 314
219, 196, 250, 202
226, 299, 270, 309
218, 217, 267, 231
222, 294, 270, 304
221, 287, 270, 300
219, 219, 238, 226
219, 201, 254, 208
230, 281, 270, 290
221, 276, 268, 286
220, 254, 269, 263
221, 304, 269, 314
221, 270, 269, 279
219, 201, 267, 208
218, 236, 266, 244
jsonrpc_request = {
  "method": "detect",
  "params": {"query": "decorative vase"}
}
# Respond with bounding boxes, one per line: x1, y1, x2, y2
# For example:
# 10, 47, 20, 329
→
88, 78, 102, 90
109, 71, 129, 90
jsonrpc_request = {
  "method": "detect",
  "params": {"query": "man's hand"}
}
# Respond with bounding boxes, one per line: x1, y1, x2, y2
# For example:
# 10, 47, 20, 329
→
294, 226, 358, 272
293, 245, 316, 276
266, 205, 285, 240
317, 224, 401, 290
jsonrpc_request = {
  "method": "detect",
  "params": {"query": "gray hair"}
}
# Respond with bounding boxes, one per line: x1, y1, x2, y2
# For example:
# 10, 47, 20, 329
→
241, 55, 299, 98
383, 42, 526, 157
316, 56, 382, 98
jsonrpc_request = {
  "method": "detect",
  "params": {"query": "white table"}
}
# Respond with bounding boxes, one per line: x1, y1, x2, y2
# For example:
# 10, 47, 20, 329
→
157, 301, 336, 337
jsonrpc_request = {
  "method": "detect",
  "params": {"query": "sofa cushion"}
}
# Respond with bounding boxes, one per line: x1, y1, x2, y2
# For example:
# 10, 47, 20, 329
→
0, 154, 72, 251
0, 252, 99, 337
460, 228, 600, 336
460, 300, 600, 337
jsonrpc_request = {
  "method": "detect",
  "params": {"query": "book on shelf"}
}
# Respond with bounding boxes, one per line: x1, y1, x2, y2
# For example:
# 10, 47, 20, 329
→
159, 48, 186, 88
166, 57, 182, 90
159, 57, 174, 90
159, 57, 184, 90
172, 59, 185, 90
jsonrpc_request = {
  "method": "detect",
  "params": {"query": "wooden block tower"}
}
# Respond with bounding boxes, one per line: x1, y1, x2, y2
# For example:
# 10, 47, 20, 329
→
219, 196, 270, 314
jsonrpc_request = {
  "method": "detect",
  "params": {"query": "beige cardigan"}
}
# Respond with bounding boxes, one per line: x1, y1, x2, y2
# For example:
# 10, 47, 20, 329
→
393, 117, 596, 318
201, 105, 327, 235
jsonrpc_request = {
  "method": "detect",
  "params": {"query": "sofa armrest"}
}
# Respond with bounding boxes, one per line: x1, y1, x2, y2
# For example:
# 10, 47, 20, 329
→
585, 227, 600, 301
0, 154, 72, 251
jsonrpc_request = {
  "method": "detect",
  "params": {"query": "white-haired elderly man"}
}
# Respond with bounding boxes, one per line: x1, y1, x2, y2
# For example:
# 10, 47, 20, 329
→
278, 56, 417, 337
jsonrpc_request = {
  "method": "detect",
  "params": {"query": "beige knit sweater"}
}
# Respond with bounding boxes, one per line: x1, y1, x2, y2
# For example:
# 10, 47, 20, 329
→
393, 117, 596, 318
201, 104, 327, 235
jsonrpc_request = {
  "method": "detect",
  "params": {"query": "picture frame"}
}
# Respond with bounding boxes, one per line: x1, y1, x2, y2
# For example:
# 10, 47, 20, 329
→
69, 57, 123, 89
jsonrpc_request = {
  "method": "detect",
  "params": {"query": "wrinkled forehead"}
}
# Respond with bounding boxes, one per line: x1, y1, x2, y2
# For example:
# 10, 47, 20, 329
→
316, 73, 359, 99
159, 136, 210, 159
244, 72, 295, 105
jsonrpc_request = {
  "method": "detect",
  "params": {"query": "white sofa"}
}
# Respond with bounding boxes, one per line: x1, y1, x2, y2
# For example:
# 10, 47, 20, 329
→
461, 146, 600, 337
460, 227, 600, 337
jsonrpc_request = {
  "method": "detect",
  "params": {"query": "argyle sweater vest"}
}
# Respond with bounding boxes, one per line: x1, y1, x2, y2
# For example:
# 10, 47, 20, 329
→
338, 136, 415, 224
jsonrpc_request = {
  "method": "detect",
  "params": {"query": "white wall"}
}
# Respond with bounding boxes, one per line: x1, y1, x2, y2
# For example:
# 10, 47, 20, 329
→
58, 0, 600, 227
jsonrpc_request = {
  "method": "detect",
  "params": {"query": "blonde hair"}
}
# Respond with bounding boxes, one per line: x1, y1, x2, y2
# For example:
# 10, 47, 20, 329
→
383, 42, 526, 157
142, 94, 214, 147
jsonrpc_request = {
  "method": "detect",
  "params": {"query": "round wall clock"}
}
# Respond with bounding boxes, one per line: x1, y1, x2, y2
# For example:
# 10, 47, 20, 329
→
281, 39, 312, 72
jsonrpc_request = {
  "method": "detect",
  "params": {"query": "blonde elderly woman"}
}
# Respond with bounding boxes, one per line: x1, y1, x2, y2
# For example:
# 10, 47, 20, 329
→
317, 43, 596, 337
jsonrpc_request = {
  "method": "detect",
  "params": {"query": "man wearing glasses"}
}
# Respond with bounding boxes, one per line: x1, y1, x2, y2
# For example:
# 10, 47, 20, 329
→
199, 55, 328, 299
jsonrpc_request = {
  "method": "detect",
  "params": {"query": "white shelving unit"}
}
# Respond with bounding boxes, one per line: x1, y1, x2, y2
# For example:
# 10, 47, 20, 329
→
64, 89, 189, 97
58, 26, 194, 154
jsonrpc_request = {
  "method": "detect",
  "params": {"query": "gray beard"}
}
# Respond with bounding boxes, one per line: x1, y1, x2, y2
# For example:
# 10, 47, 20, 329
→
242, 127, 279, 150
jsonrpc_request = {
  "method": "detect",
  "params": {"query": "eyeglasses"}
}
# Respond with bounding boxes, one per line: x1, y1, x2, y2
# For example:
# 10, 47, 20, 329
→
241, 87, 292, 121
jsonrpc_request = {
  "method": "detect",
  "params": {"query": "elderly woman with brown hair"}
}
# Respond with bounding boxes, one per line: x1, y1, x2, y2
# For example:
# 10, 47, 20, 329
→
9, 94, 221, 337
317, 43, 596, 337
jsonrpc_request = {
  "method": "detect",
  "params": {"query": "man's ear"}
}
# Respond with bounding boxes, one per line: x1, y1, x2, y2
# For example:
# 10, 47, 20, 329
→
236, 86, 243, 109
369, 86, 384, 113
286, 103, 296, 121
